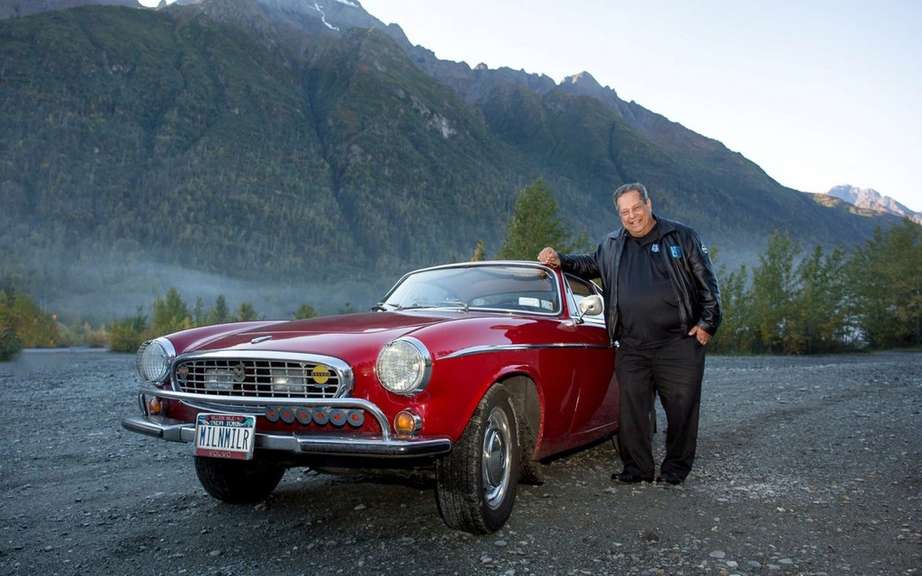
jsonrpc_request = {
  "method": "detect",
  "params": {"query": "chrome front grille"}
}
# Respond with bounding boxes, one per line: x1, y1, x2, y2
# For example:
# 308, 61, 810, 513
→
172, 353, 350, 399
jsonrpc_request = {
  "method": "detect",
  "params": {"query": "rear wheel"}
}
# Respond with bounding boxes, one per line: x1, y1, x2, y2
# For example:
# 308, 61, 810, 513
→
435, 384, 520, 533
194, 456, 285, 504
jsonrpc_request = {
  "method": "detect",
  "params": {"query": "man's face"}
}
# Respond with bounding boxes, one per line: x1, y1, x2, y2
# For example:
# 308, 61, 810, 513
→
616, 190, 654, 237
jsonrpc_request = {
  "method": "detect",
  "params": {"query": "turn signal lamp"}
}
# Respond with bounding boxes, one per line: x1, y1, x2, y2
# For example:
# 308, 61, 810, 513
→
147, 396, 162, 415
394, 410, 422, 436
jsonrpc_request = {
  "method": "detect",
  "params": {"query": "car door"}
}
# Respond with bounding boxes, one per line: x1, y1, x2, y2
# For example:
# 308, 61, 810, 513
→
564, 274, 619, 444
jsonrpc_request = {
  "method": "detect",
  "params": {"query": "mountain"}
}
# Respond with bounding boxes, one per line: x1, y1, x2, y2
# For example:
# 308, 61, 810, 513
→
824, 185, 921, 224
0, 0, 904, 320
0, 0, 139, 18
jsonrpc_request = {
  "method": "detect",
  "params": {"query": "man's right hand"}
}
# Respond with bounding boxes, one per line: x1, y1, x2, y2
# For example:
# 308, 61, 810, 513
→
537, 247, 560, 268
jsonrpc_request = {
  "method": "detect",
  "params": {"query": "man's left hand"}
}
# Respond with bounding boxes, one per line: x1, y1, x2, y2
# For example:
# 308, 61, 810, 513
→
688, 325, 711, 346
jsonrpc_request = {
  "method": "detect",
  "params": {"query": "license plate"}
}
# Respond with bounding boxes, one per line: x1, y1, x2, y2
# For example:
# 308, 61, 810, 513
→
194, 413, 256, 460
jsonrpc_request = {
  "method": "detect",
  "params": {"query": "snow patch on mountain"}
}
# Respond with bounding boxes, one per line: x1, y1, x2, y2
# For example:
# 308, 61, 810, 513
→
826, 185, 921, 224
313, 1, 339, 30
334, 0, 358, 7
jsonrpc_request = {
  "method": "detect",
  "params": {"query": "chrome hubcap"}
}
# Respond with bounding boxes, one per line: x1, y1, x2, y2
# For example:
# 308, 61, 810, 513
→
482, 406, 512, 509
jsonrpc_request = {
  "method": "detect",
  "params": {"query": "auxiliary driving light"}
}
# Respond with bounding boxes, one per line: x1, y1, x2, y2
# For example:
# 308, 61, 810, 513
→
312, 408, 329, 425
261, 406, 366, 428
264, 406, 280, 422
279, 407, 295, 424
347, 410, 365, 427
295, 408, 312, 425
394, 410, 422, 436
329, 409, 347, 427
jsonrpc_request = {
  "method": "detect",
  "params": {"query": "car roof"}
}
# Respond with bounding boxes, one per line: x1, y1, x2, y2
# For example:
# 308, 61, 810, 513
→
407, 260, 558, 276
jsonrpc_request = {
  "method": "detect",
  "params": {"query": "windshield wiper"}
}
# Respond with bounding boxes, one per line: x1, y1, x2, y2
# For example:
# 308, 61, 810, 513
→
383, 301, 469, 312
394, 303, 438, 311
370, 302, 394, 311
440, 299, 469, 312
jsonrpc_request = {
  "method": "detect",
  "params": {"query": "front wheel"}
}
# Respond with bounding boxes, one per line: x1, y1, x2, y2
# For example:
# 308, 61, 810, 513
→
435, 384, 520, 533
194, 456, 285, 504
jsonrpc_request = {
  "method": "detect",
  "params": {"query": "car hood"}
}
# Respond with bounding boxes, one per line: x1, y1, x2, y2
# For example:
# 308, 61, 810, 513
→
185, 311, 455, 360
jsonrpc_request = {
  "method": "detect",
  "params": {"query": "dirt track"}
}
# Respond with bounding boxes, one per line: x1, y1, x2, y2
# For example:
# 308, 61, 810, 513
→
1, 349, 920, 575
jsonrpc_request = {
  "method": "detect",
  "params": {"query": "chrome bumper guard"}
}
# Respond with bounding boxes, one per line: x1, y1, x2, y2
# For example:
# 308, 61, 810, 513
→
122, 387, 452, 458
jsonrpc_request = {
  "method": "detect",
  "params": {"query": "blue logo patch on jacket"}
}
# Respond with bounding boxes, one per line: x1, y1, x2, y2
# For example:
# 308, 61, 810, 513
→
669, 245, 683, 259
651, 243, 660, 253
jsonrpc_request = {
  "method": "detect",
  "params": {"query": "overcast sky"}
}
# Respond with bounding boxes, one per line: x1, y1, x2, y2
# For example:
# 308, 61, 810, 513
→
359, 0, 921, 211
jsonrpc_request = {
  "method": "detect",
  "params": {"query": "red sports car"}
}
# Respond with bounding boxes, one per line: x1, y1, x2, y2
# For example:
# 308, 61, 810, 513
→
123, 261, 618, 533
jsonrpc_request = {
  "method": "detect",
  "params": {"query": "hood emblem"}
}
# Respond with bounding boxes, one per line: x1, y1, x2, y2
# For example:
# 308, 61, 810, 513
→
250, 335, 272, 344
231, 362, 246, 383
311, 364, 332, 385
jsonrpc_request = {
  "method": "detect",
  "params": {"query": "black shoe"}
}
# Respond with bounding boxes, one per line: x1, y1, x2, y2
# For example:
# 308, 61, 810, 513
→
611, 471, 654, 483
656, 474, 684, 485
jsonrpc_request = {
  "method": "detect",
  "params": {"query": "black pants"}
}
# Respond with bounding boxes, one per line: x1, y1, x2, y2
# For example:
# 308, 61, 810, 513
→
615, 335, 706, 480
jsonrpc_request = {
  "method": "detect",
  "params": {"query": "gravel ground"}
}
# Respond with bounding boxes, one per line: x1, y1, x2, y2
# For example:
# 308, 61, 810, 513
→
1, 349, 920, 576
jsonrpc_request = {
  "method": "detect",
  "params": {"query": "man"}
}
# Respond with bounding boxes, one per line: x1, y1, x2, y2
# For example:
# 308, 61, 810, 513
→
538, 182, 720, 484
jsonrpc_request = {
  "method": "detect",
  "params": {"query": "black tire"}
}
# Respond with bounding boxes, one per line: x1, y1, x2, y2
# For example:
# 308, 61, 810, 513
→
194, 456, 285, 504
435, 384, 520, 534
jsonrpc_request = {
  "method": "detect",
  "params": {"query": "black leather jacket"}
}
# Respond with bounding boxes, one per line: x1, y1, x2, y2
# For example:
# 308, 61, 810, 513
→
560, 216, 721, 345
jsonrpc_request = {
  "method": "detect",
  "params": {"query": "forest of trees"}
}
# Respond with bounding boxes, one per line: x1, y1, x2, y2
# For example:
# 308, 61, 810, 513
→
2, 179, 919, 361
0, 285, 318, 359
498, 180, 922, 354
106, 290, 319, 353
711, 220, 922, 353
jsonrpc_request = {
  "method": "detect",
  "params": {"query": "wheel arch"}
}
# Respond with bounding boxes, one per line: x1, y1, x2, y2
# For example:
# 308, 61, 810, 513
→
497, 373, 542, 457
495, 372, 547, 485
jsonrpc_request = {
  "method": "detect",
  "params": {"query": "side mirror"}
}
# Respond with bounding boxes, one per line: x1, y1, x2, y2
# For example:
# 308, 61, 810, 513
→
578, 295, 603, 317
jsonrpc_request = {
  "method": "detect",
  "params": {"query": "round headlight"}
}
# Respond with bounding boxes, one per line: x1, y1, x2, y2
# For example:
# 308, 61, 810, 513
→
136, 338, 176, 384
375, 337, 432, 395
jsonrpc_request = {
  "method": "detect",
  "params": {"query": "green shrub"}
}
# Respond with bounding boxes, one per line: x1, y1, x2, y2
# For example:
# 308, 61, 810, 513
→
0, 325, 22, 361
293, 304, 317, 319
108, 308, 148, 353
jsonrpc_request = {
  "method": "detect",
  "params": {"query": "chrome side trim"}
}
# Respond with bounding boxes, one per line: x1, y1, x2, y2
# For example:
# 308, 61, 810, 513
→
440, 342, 612, 360
170, 350, 354, 398
121, 416, 451, 458
139, 387, 392, 440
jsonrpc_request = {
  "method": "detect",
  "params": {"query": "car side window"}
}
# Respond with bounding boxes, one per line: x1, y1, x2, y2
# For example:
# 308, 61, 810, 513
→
565, 275, 605, 323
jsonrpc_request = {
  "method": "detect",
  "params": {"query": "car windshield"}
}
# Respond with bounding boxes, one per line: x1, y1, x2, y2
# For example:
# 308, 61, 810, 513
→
382, 265, 560, 314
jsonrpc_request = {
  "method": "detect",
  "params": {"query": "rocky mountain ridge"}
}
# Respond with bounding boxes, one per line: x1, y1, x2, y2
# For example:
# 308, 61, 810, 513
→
0, 0, 138, 18
0, 0, 905, 319
825, 185, 921, 224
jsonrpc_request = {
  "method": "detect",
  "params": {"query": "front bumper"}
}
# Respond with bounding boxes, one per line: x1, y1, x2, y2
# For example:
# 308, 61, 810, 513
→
122, 387, 452, 459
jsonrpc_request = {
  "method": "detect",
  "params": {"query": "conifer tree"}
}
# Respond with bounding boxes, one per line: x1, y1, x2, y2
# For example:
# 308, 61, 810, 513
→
750, 232, 799, 353
848, 221, 922, 347
498, 179, 582, 260
208, 295, 229, 325
471, 240, 487, 262
234, 302, 259, 322
789, 246, 849, 353
151, 288, 191, 335
294, 304, 317, 319
193, 297, 206, 326
708, 265, 752, 354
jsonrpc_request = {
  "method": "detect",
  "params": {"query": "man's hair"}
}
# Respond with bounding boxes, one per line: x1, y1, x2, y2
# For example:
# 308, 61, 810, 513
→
613, 182, 650, 207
